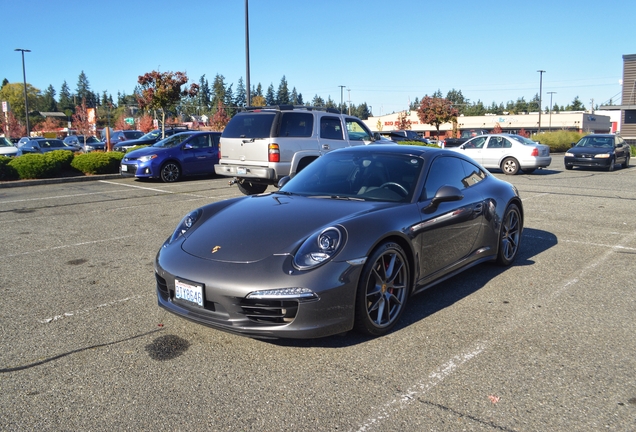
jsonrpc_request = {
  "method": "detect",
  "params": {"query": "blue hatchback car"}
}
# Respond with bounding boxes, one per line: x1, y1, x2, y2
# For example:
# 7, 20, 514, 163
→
120, 131, 221, 182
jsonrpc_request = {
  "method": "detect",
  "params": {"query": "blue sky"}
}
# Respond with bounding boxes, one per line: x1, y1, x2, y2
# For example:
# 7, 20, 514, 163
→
2, 0, 634, 116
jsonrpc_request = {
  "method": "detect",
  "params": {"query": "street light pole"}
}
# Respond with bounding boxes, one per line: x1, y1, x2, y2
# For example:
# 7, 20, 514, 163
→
338, 85, 345, 113
245, 0, 251, 107
15, 48, 31, 137
547, 91, 556, 131
537, 70, 545, 134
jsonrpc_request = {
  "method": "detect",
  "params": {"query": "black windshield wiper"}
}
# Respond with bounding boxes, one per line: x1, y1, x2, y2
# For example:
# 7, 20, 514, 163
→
310, 195, 365, 201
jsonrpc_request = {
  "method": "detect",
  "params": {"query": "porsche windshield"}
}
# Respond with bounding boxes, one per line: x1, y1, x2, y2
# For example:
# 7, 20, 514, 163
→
152, 133, 194, 148
280, 151, 423, 202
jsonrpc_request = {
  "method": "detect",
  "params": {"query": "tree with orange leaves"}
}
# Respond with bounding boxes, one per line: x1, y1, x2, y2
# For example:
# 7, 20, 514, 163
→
417, 96, 458, 140
136, 71, 198, 139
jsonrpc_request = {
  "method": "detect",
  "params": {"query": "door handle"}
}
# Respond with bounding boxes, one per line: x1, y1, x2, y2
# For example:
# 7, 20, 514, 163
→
322, 144, 329, 150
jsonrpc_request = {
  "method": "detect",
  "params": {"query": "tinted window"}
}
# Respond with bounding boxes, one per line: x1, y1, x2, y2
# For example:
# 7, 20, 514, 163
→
222, 112, 276, 138
422, 156, 467, 200
320, 116, 344, 140
278, 113, 313, 137
460, 160, 487, 187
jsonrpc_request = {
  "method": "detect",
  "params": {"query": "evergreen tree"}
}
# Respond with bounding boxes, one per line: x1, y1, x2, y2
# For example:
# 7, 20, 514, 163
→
224, 84, 234, 117
40, 85, 57, 112
76, 71, 94, 107
198, 75, 211, 110
58, 80, 73, 114
235, 77, 246, 108
276, 76, 290, 105
211, 74, 227, 112
265, 84, 276, 106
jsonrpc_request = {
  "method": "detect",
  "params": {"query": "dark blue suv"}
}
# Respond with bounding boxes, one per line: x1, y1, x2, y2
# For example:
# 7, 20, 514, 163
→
120, 131, 220, 182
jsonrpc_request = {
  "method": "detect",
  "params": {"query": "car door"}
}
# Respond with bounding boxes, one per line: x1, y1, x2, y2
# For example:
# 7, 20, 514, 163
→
317, 115, 349, 154
458, 136, 487, 165
480, 135, 510, 168
181, 134, 219, 175
413, 155, 485, 283
615, 136, 628, 164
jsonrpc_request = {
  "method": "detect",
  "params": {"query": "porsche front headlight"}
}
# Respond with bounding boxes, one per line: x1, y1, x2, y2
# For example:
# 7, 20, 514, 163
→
167, 208, 203, 244
293, 226, 346, 270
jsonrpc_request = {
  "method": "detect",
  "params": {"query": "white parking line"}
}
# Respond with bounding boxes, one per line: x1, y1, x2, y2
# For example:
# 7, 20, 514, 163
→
356, 344, 486, 432
39, 294, 149, 323
1, 235, 136, 258
355, 229, 636, 430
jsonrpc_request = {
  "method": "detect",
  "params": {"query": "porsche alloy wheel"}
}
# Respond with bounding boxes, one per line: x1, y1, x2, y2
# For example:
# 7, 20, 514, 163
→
355, 242, 409, 336
496, 203, 522, 266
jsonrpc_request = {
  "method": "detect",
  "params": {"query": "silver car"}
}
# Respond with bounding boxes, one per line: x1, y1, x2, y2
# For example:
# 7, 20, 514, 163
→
449, 133, 551, 174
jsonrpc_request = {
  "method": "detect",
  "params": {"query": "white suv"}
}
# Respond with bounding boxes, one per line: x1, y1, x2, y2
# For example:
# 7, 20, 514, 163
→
215, 105, 391, 195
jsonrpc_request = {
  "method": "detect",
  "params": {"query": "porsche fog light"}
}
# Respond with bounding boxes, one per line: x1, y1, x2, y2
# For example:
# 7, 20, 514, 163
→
294, 226, 345, 270
246, 287, 318, 301
168, 208, 203, 244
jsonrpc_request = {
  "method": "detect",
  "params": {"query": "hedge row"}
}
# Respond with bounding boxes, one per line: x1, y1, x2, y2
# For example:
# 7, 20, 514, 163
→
0, 151, 124, 181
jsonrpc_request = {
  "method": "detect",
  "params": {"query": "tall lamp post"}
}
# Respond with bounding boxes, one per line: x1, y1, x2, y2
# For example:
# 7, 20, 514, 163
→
15, 48, 31, 137
537, 70, 545, 134
245, 0, 251, 107
338, 85, 346, 113
547, 91, 557, 131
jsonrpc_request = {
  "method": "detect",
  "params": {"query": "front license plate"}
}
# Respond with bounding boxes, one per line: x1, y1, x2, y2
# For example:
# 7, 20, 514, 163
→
175, 279, 204, 307
121, 164, 128, 172
237, 167, 247, 175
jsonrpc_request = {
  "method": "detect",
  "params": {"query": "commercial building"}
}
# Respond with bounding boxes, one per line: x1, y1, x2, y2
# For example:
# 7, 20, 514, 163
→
600, 53, 636, 144
364, 111, 612, 139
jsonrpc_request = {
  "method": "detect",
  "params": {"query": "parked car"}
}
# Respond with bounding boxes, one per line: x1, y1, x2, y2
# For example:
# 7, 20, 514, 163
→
113, 127, 189, 152
101, 130, 143, 149
441, 129, 490, 148
63, 135, 105, 152
0, 137, 18, 156
215, 105, 392, 195
16, 137, 31, 148
155, 144, 524, 339
564, 134, 631, 171
17, 138, 79, 155
387, 130, 430, 144
448, 133, 551, 174
120, 131, 221, 182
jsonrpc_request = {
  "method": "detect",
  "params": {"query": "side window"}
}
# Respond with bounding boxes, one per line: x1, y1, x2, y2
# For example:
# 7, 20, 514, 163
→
190, 135, 209, 149
278, 113, 313, 137
487, 136, 503, 149
460, 160, 487, 187
422, 156, 467, 200
465, 136, 487, 148
502, 138, 513, 148
320, 116, 344, 140
345, 118, 372, 141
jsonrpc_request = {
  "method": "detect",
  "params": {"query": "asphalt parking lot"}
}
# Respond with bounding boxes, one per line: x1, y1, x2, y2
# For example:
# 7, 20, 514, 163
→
1, 154, 635, 431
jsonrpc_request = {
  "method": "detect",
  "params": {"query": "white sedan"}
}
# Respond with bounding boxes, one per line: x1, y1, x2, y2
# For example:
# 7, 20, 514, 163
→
0, 137, 18, 156
449, 133, 551, 174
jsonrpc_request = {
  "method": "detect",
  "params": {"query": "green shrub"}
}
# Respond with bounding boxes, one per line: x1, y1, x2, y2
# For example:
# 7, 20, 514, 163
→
71, 151, 124, 174
530, 131, 587, 153
125, 145, 149, 153
8, 153, 59, 179
0, 156, 19, 180
44, 149, 75, 170
397, 140, 439, 148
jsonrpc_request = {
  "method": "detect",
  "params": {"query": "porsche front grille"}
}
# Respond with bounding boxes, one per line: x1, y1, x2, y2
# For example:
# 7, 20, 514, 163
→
239, 299, 298, 324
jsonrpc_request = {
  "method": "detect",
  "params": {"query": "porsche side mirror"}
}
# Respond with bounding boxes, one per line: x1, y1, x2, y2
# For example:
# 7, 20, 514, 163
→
424, 185, 464, 213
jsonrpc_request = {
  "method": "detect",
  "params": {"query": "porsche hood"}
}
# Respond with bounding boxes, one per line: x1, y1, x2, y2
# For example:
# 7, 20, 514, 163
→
180, 194, 385, 263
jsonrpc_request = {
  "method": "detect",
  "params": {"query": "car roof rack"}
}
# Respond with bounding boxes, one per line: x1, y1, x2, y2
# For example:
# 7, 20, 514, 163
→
242, 105, 341, 114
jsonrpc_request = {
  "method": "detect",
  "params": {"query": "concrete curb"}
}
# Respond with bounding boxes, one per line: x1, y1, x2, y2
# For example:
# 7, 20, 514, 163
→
0, 173, 122, 188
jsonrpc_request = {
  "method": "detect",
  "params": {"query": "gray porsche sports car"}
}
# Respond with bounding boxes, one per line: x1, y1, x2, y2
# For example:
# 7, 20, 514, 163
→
155, 145, 523, 339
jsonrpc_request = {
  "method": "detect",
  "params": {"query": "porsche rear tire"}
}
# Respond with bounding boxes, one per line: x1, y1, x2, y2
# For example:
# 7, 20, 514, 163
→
496, 203, 522, 266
